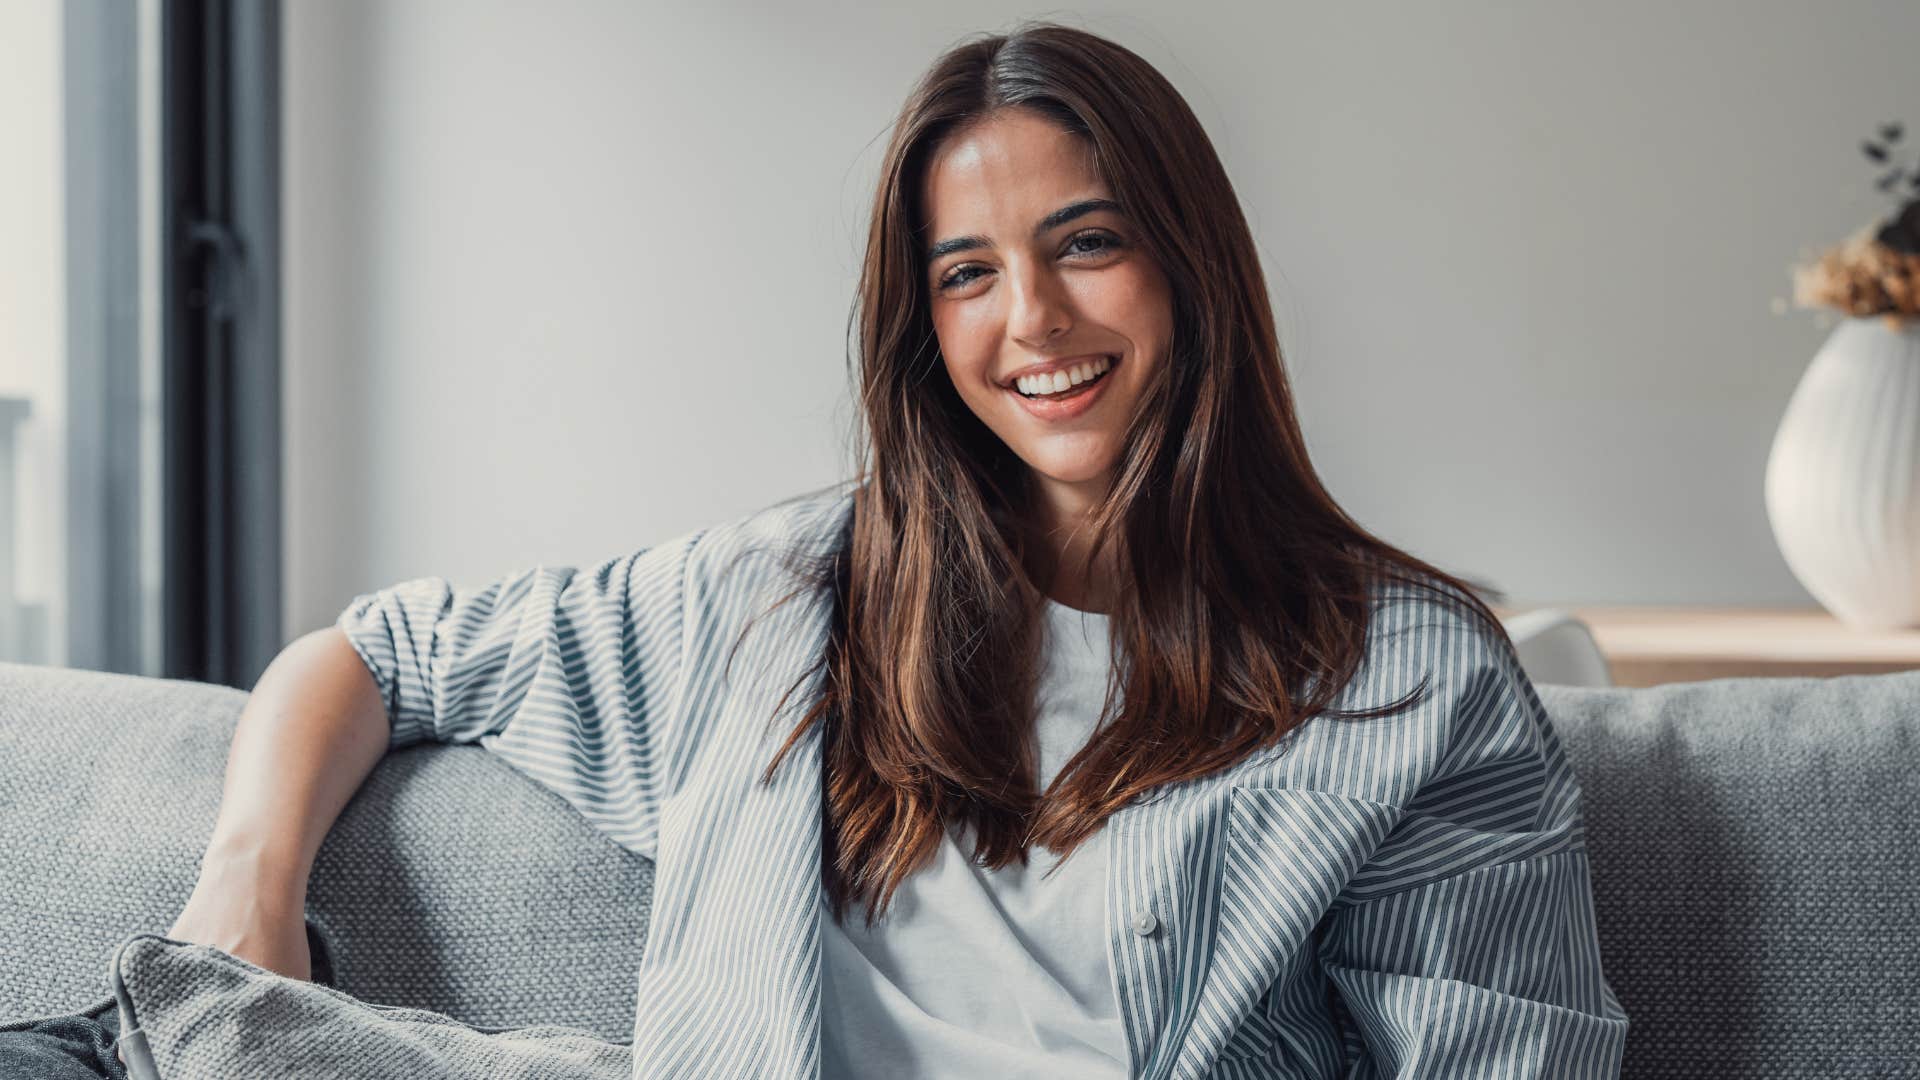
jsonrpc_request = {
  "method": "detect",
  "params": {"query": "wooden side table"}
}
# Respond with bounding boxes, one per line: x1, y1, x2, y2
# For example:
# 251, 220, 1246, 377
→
1494, 606, 1920, 688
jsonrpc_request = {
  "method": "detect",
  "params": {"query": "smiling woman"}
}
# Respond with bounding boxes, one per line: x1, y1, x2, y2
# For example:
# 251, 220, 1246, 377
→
0, 15, 1626, 1080
740, 18, 1630, 1080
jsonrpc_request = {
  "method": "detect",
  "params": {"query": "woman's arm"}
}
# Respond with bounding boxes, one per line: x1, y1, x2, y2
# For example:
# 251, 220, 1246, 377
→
166, 530, 703, 991
1312, 601, 1630, 1077
167, 626, 389, 980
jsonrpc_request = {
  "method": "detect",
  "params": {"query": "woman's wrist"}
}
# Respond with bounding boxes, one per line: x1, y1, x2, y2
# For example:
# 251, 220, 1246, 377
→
200, 828, 313, 900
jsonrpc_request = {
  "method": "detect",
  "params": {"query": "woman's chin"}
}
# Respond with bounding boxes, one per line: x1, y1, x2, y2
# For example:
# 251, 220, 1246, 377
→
1021, 457, 1119, 492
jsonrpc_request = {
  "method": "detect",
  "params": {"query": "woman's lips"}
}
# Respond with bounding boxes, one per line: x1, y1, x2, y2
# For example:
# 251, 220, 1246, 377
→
1004, 356, 1117, 422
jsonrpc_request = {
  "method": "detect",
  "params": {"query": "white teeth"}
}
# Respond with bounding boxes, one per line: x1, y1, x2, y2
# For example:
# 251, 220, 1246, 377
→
1016, 355, 1112, 397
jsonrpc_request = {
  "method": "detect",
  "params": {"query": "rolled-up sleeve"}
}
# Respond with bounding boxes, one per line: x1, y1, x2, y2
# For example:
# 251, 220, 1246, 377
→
333, 537, 693, 762
1314, 598, 1630, 1077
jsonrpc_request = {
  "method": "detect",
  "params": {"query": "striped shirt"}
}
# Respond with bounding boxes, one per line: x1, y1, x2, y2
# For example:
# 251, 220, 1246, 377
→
336, 478, 1630, 1079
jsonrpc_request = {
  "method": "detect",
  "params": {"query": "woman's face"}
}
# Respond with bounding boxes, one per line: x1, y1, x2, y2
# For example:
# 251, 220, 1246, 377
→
921, 107, 1174, 511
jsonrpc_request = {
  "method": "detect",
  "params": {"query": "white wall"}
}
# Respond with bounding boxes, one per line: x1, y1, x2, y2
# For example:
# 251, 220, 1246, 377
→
284, 0, 1920, 639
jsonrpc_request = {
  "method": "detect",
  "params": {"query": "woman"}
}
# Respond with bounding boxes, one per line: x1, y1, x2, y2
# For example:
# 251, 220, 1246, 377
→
9, 19, 1627, 1080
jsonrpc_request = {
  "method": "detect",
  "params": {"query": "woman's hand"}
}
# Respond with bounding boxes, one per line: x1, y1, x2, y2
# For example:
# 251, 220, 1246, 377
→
115, 854, 312, 1067
112, 626, 387, 1067
164, 850, 313, 981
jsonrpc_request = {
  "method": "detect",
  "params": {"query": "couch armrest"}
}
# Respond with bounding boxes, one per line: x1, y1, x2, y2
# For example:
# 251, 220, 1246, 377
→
0, 661, 652, 1040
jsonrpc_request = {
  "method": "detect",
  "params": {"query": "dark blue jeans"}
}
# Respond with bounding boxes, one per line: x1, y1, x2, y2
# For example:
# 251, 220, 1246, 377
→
0, 997, 129, 1080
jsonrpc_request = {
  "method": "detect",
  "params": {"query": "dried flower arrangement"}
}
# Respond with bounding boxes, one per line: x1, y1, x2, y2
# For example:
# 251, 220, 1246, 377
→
1788, 122, 1920, 331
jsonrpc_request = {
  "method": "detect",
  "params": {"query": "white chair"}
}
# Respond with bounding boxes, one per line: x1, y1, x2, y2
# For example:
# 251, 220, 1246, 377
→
1500, 608, 1615, 688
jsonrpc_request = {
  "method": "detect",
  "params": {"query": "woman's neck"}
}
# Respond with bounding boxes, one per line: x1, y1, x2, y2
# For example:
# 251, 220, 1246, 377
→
1025, 474, 1119, 614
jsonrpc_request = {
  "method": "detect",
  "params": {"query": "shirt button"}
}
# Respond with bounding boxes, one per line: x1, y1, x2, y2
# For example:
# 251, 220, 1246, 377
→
1130, 910, 1159, 936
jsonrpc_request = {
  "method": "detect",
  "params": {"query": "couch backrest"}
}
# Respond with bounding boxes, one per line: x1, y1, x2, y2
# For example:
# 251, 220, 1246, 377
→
1539, 671, 1920, 1077
8, 659, 1918, 1076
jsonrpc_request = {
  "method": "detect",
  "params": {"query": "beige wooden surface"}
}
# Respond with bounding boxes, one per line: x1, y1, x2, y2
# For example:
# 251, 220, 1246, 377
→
1493, 605, 1920, 687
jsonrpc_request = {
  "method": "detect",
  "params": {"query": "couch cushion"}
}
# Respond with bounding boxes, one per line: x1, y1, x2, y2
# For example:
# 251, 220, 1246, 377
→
0, 661, 653, 1040
108, 934, 630, 1079
1538, 671, 1920, 1078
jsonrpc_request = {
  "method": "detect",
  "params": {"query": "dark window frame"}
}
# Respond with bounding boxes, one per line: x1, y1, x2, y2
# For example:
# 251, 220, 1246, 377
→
160, 0, 282, 688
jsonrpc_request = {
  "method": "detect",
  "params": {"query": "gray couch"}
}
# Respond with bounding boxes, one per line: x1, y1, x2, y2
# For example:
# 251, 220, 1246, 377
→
2, 658, 1916, 1077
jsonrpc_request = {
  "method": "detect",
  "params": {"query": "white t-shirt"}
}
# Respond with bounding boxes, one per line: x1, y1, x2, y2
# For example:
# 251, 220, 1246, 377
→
820, 596, 1128, 1079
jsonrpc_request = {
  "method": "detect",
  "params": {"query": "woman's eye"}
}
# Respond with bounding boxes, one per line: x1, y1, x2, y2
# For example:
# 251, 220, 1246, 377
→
938, 265, 985, 291
1066, 231, 1120, 256
935, 231, 1123, 292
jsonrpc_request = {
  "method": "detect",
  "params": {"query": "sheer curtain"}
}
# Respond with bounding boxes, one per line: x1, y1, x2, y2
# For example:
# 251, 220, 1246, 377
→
0, 0, 162, 675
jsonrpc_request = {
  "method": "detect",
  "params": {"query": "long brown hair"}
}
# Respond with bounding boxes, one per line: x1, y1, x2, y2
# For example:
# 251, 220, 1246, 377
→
751, 20, 1509, 929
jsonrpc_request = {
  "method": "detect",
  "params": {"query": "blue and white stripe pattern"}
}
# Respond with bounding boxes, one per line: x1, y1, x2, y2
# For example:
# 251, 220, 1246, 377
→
337, 479, 1629, 1079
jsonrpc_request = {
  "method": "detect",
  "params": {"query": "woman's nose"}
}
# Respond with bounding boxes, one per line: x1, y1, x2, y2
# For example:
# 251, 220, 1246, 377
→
1006, 270, 1072, 347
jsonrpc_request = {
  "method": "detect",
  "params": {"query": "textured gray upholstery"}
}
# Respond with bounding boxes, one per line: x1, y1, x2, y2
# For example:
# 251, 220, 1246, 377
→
1537, 671, 1920, 1078
2, 660, 1916, 1077
0, 661, 652, 1043
104, 935, 633, 1078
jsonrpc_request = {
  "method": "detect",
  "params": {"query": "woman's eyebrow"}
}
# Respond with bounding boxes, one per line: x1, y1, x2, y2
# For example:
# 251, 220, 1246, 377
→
923, 198, 1123, 266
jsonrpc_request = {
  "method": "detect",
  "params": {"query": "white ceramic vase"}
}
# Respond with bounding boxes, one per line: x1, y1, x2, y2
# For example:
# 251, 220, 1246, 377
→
1764, 316, 1920, 630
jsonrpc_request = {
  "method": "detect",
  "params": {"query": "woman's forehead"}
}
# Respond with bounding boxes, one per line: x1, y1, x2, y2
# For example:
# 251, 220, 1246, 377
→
921, 116, 1106, 232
